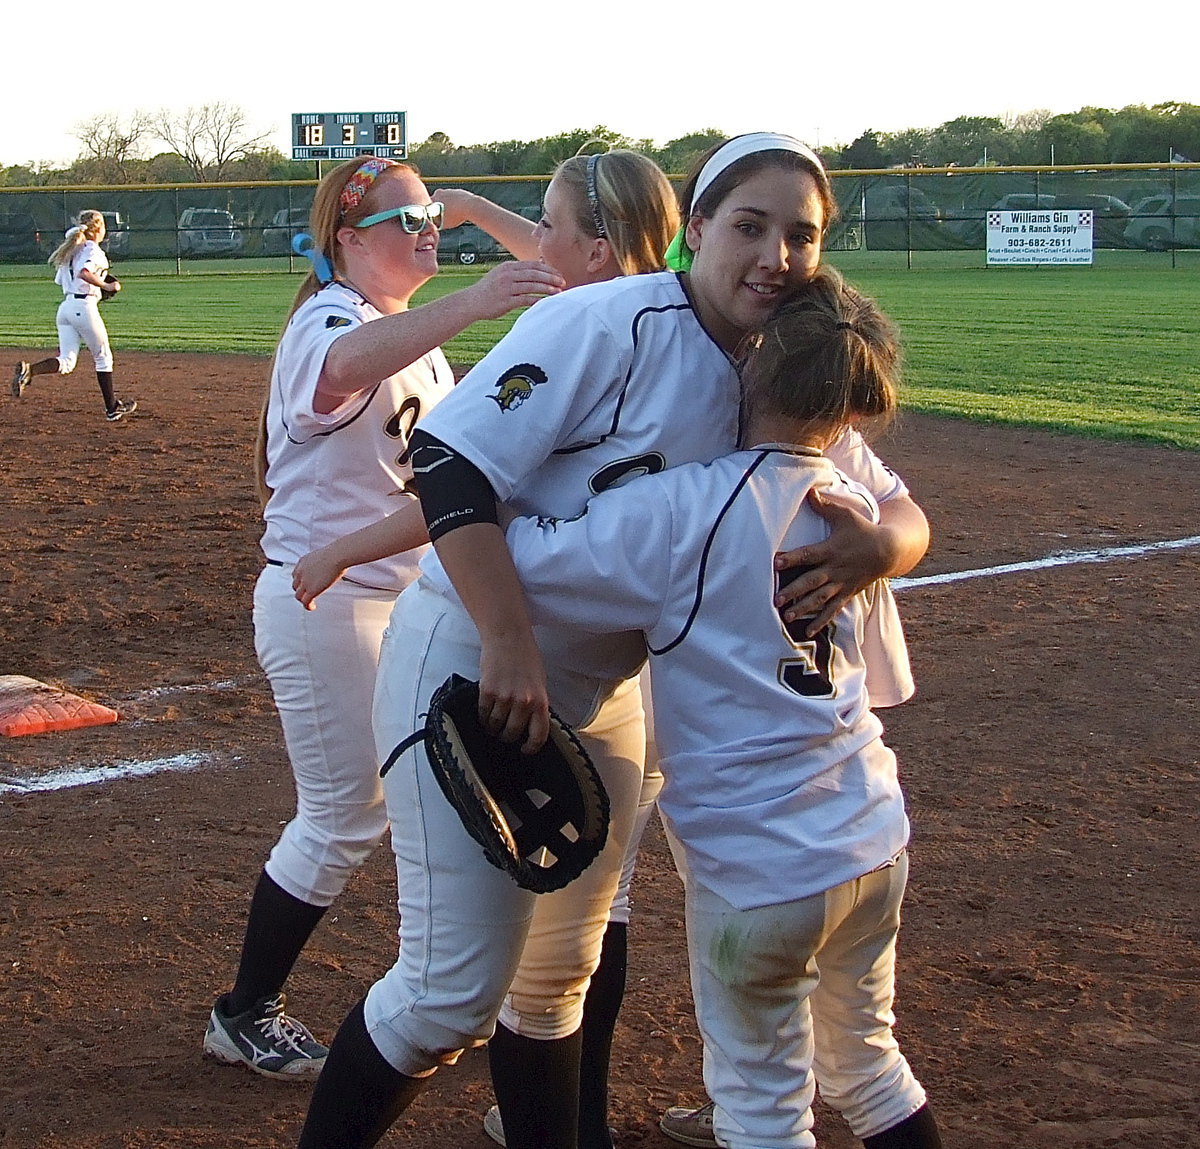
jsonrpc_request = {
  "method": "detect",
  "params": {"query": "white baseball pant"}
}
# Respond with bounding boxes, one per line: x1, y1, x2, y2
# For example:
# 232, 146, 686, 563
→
55, 296, 113, 373
253, 564, 394, 907
364, 578, 646, 1077
608, 669, 663, 925
683, 849, 927, 1149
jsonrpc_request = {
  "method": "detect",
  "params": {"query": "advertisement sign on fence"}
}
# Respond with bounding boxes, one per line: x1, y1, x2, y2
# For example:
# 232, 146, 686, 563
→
987, 209, 1094, 265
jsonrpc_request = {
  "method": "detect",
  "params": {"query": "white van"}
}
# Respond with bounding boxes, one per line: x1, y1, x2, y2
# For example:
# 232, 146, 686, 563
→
177, 208, 244, 256
1123, 194, 1200, 250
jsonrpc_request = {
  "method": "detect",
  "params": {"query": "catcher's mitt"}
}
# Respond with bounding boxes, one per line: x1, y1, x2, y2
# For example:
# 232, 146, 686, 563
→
382, 674, 609, 894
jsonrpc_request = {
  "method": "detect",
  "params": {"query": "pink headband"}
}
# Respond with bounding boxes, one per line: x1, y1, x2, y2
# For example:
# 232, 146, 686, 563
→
339, 158, 399, 215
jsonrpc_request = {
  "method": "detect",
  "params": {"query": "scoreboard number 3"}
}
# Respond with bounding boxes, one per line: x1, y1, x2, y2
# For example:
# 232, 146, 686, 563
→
291, 112, 407, 161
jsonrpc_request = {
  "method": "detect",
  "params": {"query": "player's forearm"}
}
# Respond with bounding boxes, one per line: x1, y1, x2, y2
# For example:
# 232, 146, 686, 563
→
876, 495, 930, 578
434, 524, 539, 646
449, 193, 539, 260
435, 521, 551, 747
325, 499, 430, 569
321, 297, 480, 394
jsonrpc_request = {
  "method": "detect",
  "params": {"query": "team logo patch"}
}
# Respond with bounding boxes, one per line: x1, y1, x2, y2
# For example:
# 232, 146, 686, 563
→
490, 363, 547, 412
325, 315, 352, 329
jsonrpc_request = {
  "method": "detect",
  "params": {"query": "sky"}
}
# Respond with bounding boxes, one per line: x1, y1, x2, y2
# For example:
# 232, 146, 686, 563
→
5, 2, 1198, 169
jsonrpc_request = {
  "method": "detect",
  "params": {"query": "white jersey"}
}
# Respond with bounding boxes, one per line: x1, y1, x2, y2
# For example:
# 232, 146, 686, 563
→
261, 281, 454, 593
55, 239, 108, 298
416, 271, 909, 684
506, 446, 913, 910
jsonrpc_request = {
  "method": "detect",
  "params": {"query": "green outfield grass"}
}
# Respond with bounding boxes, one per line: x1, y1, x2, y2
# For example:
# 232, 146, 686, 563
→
2, 262, 1197, 449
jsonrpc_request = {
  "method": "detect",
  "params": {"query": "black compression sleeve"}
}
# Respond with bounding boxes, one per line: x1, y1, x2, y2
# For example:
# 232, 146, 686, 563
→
410, 429, 500, 542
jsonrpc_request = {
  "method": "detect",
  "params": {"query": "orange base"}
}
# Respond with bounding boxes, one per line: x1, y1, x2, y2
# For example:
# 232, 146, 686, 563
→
0, 674, 119, 737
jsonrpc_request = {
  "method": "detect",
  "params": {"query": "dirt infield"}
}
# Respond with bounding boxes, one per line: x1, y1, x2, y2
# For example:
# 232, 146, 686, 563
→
1, 349, 1197, 1149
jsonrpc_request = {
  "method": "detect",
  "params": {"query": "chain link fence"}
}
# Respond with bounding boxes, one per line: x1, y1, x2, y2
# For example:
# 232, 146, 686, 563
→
2, 164, 1197, 274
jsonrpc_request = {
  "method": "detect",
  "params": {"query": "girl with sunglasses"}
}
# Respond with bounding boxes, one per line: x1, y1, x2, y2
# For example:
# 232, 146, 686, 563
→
201, 156, 562, 1082
293, 136, 929, 1149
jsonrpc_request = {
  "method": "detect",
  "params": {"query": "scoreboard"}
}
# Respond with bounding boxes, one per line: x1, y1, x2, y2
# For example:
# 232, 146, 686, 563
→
291, 112, 407, 161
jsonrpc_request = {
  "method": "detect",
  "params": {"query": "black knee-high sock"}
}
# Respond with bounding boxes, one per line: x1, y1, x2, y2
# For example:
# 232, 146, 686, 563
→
489, 1021, 582, 1149
225, 870, 327, 1015
578, 921, 627, 1149
96, 370, 116, 411
30, 357, 59, 376
862, 1104, 943, 1149
296, 997, 426, 1149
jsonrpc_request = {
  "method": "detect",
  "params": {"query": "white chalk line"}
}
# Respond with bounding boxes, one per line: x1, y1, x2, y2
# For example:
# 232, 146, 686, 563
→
122, 677, 254, 703
892, 534, 1200, 591
4, 534, 1197, 795
0, 752, 216, 795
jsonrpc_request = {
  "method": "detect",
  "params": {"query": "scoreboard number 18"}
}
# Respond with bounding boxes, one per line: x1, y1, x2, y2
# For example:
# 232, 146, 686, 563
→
291, 112, 407, 161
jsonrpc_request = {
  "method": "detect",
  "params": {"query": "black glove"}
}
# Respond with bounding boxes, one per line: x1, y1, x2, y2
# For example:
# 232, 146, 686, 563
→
382, 674, 610, 893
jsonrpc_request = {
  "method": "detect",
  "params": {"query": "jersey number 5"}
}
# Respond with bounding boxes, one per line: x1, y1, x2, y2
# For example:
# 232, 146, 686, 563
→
775, 569, 836, 698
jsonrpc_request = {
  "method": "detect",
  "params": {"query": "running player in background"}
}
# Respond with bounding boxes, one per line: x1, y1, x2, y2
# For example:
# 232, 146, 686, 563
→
291, 133, 929, 1149
293, 147, 679, 1148
502, 266, 942, 1149
11, 210, 135, 422
201, 156, 562, 1082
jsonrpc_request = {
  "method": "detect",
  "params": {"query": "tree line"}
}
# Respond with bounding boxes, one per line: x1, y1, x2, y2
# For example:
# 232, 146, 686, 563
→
2, 101, 1196, 188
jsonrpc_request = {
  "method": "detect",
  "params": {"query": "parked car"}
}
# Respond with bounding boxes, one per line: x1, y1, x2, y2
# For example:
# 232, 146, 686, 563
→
0, 212, 44, 262
177, 207, 244, 256
437, 221, 507, 265
261, 207, 310, 255
1123, 193, 1200, 250
438, 206, 540, 265
99, 211, 130, 257
991, 193, 1050, 212
865, 184, 940, 220
861, 184, 941, 250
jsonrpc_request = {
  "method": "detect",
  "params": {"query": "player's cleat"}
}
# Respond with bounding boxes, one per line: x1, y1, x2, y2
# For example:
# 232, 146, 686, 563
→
659, 1099, 717, 1148
11, 361, 31, 398
482, 1106, 506, 1147
104, 399, 137, 422
203, 992, 328, 1080
483, 1105, 618, 1147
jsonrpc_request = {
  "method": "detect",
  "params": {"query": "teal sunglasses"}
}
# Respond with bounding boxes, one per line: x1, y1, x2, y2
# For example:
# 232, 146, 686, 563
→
355, 202, 445, 233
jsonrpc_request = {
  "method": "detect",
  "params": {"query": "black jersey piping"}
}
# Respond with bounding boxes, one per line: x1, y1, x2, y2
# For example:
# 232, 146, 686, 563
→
649, 449, 777, 656
552, 299, 695, 456
279, 284, 393, 445
282, 382, 383, 443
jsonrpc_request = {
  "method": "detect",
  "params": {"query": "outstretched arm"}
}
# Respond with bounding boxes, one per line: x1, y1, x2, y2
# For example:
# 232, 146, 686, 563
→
774, 492, 930, 636
433, 188, 541, 261
292, 499, 430, 608
315, 259, 563, 410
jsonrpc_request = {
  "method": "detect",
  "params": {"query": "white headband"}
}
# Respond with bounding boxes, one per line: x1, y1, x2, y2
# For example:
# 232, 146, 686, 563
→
691, 132, 824, 209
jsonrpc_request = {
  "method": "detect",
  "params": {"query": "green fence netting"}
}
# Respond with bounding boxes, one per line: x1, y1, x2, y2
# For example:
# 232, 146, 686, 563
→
2, 164, 1196, 271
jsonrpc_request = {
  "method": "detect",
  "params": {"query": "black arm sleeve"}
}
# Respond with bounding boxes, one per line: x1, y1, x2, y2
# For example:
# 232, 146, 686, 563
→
409, 429, 500, 542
